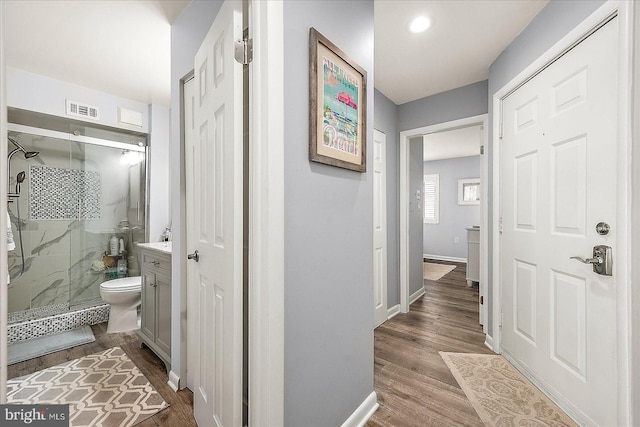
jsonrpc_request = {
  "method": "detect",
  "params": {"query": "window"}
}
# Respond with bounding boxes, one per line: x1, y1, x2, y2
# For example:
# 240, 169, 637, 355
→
423, 174, 439, 224
458, 178, 480, 205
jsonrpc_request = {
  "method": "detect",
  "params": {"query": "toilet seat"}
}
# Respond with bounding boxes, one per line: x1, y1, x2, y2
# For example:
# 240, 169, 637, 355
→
100, 276, 141, 292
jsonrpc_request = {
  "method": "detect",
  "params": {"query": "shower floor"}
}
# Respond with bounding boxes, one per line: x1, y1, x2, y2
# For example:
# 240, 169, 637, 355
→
8, 303, 109, 343
8, 303, 69, 324
8, 297, 105, 324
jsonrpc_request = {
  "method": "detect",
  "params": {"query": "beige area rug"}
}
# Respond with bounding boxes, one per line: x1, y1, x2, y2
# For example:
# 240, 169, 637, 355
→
423, 262, 456, 281
440, 352, 577, 427
8, 346, 169, 427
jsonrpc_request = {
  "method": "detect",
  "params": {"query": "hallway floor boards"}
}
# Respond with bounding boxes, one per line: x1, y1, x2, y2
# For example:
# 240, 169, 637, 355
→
367, 260, 492, 426
7, 260, 488, 426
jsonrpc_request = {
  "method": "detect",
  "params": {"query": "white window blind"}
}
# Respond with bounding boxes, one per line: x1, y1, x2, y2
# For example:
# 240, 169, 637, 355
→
424, 174, 439, 224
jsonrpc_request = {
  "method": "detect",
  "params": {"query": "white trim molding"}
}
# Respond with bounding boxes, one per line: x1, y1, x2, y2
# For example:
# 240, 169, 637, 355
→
248, 1, 285, 425
0, 0, 8, 403
484, 334, 494, 352
409, 287, 426, 306
491, 1, 634, 424
387, 304, 401, 320
631, 0, 640, 423
167, 371, 180, 392
400, 114, 488, 314
341, 391, 379, 427
423, 254, 467, 263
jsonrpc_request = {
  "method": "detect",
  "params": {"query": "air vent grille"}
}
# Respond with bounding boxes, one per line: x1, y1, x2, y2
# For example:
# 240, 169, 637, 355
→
66, 100, 100, 120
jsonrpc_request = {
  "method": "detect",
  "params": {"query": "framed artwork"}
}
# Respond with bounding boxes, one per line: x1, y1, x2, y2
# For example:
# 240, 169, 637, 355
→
309, 27, 367, 172
458, 178, 480, 205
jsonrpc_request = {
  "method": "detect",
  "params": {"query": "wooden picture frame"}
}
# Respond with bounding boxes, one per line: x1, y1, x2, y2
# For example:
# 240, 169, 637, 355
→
309, 27, 367, 172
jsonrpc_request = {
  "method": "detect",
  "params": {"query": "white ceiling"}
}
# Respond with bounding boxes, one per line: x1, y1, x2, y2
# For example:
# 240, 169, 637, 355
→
423, 125, 482, 162
3, 1, 548, 109
375, 0, 548, 105
3, 0, 190, 107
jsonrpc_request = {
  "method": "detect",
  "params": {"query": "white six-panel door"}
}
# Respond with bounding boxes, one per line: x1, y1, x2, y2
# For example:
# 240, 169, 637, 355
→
501, 17, 618, 426
373, 130, 388, 327
189, 1, 244, 426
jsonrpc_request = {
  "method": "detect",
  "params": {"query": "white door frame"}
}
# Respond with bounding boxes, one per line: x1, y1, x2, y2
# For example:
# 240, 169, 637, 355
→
373, 129, 388, 326
247, 0, 284, 425
179, 0, 285, 423
0, 0, 8, 403
399, 113, 489, 316
491, 1, 635, 424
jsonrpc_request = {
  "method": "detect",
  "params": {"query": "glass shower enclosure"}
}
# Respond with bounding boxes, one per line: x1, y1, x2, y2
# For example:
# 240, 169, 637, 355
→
7, 124, 147, 323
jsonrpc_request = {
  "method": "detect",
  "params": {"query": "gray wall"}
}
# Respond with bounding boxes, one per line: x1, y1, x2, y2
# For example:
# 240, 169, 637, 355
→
398, 80, 488, 131
409, 138, 424, 296
486, 0, 606, 337
374, 89, 399, 307
423, 156, 480, 259
396, 81, 487, 299
170, 0, 223, 386
283, 1, 375, 426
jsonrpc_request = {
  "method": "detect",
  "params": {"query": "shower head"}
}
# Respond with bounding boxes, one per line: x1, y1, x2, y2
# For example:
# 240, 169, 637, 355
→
8, 137, 39, 160
7, 136, 38, 196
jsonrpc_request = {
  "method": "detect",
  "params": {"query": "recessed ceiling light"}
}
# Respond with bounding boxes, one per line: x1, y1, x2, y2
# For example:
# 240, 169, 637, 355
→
408, 16, 432, 34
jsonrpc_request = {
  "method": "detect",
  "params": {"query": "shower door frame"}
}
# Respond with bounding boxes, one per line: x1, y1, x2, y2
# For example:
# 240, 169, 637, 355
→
6, 122, 149, 317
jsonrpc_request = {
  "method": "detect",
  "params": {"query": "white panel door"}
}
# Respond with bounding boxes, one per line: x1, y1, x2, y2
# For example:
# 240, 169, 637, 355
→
373, 129, 388, 327
501, 18, 618, 426
189, 1, 243, 426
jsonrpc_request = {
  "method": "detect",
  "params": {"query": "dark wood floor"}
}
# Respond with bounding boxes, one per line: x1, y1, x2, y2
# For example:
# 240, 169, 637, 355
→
8, 260, 487, 426
7, 323, 197, 427
367, 259, 492, 426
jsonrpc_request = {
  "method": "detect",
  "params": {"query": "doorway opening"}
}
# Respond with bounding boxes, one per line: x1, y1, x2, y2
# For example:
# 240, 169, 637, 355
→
399, 114, 489, 332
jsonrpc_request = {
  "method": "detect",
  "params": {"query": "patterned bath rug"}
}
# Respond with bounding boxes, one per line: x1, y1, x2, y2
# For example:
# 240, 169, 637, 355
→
440, 352, 578, 426
423, 262, 456, 281
8, 346, 169, 426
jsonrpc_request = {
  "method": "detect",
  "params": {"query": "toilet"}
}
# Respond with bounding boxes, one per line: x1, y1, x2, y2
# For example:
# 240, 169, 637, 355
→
99, 276, 142, 333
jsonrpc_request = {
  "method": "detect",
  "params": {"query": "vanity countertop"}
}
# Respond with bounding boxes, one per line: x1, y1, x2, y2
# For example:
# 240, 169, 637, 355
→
137, 242, 172, 255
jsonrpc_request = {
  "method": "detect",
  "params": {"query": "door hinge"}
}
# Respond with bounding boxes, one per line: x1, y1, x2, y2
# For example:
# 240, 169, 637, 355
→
480, 295, 484, 305
234, 37, 253, 65
499, 122, 504, 140
499, 309, 503, 328
499, 217, 503, 235
480, 145, 484, 155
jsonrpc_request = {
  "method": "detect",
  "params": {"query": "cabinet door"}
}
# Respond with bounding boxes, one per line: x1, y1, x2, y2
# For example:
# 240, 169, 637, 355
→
155, 272, 172, 356
140, 270, 156, 340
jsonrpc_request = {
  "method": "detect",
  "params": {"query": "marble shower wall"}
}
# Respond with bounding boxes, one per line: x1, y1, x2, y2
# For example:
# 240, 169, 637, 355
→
7, 132, 145, 315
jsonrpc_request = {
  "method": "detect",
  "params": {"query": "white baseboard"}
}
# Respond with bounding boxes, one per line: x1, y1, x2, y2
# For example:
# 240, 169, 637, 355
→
387, 304, 400, 319
167, 370, 180, 392
484, 334, 494, 351
341, 391, 379, 427
423, 253, 467, 263
409, 288, 425, 305
501, 350, 593, 426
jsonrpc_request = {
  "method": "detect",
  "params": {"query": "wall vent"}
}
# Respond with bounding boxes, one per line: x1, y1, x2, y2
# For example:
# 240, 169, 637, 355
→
66, 100, 100, 120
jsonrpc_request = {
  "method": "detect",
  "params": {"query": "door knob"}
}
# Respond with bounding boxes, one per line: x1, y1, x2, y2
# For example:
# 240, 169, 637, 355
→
187, 250, 199, 262
570, 256, 603, 265
570, 245, 612, 276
